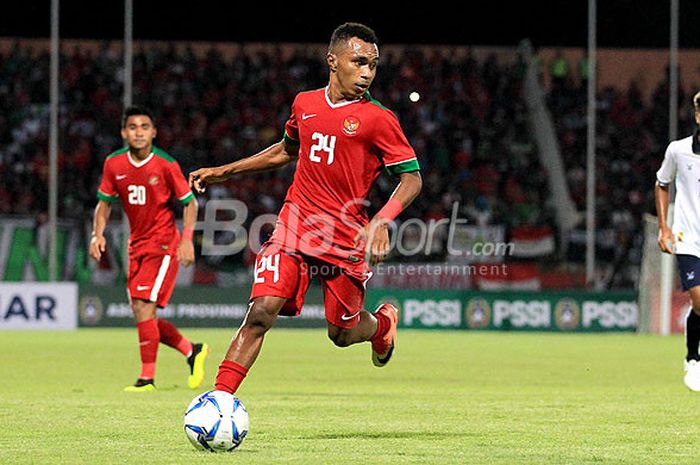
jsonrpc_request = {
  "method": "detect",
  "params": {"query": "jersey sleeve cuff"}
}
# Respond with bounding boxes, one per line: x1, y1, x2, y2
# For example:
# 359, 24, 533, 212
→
178, 192, 195, 204
283, 130, 299, 145
385, 158, 420, 176
656, 176, 672, 186
97, 191, 118, 202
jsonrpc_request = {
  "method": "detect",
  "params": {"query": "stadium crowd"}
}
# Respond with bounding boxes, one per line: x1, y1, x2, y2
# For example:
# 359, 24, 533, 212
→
0, 43, 549, 249
0, 40, 683, 286
545, 57, 696, 287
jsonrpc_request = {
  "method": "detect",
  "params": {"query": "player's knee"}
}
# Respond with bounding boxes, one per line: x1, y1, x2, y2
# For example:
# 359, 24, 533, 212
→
689, 288, 700, 311
242, 298, 282, 333
328, 328, 353, 347
131, 298, 156, 322
243, 310, 275, 334
690, 298, 700, 315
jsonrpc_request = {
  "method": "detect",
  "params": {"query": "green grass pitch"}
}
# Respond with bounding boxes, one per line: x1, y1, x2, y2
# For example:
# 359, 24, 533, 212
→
0, 328, 697, 464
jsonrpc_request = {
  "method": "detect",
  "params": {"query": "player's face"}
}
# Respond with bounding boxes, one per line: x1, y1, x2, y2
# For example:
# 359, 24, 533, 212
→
121, 115, 157, 151
329, 38, 379, 99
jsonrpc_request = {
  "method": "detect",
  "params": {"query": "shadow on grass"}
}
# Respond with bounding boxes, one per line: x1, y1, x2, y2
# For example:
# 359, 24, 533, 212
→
186, 448, 259, 455
299, 431, 469, 440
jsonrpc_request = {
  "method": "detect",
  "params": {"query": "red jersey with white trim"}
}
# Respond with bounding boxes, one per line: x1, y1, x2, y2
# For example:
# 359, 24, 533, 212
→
97, 147, 194, 256
270, 87, 419, 276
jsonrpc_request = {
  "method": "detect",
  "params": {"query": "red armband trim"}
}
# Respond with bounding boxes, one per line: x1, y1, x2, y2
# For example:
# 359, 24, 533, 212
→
376, 198, 403, 222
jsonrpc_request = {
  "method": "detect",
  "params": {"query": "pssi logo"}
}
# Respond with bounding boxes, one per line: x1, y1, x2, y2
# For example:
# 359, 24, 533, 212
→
554, 298, 580, 330
79, 296, 104, 325
465, 298, 491, 329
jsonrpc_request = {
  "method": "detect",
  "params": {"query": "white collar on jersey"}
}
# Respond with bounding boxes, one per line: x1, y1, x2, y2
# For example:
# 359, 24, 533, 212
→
324, 85, 363, 109
127, 151, 154, 168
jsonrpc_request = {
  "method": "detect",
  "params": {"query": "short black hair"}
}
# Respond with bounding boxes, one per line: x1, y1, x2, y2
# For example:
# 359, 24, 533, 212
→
121, 105, 156, 128
329, 22, 378, 52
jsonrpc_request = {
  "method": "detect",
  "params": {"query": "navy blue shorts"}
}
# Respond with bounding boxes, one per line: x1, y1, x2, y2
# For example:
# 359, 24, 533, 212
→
677, 254, 700, 291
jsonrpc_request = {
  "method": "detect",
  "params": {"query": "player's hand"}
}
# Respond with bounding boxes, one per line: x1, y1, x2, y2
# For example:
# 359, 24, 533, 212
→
354, 218, 390, 265
88, 234, 106, 261
177, 239, 195, 267
189, 167, 226, 194
658, 226, 676, 254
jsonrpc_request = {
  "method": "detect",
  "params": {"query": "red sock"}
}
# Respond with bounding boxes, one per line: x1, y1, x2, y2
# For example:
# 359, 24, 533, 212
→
157, 318, 192, 356
371, 311, 390, 343
137, 319, 160, 379
215, 360, 249, 394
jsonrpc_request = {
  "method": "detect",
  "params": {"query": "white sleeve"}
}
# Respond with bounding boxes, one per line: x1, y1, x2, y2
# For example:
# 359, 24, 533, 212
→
656, 142, 676, 186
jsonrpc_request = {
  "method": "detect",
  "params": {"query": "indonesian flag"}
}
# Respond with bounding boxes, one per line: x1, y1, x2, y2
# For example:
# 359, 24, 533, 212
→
511, 225, 555, 258
475, 262, 541, 290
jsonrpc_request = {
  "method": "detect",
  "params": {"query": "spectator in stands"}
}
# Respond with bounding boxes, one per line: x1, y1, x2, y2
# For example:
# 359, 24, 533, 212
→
1, 41, 552, 271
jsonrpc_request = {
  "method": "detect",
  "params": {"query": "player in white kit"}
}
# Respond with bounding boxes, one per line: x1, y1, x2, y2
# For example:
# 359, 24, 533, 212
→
655, 91, 700, 391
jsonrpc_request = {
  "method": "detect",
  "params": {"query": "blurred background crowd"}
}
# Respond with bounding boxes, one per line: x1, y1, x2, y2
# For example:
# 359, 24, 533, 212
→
0, 41, 695, 287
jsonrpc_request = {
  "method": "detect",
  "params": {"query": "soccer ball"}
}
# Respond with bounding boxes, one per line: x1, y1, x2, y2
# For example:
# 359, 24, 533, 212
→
183, 390, 249, 452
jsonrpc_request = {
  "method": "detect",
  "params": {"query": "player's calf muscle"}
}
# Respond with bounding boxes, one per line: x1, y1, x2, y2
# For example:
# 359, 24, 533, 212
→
242, 296, 285, 331
328, 329, 355, 347
327, 313, 377, 347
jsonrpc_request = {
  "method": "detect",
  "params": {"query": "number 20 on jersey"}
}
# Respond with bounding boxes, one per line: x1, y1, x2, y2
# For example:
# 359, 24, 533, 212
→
128, 185, 146, 205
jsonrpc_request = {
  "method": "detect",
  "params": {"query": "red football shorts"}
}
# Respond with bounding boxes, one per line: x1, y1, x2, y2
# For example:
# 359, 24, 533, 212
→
127, 252, 179, 308
250, 244, 370, 329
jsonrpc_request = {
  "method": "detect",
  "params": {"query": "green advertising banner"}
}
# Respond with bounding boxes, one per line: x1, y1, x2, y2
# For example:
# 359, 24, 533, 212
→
79, 285, 327, 328
79, 285, 638, 332
364, 289, 639, 332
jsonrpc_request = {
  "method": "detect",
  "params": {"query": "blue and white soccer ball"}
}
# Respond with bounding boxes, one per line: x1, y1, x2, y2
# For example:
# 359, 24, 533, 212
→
183, 390, 249, 452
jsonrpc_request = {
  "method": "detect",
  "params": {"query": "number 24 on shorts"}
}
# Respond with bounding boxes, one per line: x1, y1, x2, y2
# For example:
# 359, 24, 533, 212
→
254, 254, 280, 284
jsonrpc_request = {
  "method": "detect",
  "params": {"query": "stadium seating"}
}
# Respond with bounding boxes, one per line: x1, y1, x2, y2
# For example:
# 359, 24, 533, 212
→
3, 40, 681, 288
544, 55, 696, 287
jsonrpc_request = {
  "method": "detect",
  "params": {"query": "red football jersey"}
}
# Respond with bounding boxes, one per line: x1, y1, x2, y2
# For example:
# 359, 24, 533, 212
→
270, 87, 419, 275
97, 147, 194, 256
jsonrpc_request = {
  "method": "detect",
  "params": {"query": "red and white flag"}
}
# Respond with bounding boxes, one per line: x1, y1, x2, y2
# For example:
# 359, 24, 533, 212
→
511, 225, 555, 258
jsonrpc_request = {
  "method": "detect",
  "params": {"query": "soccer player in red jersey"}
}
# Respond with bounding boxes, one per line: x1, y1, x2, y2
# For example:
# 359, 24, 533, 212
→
89, 106, 210, 392
189, 23, 422, 395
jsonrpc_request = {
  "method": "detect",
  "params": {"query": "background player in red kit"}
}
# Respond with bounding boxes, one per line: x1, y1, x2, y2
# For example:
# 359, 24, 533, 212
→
90, 105, 210, 392
189, 23, 422, 395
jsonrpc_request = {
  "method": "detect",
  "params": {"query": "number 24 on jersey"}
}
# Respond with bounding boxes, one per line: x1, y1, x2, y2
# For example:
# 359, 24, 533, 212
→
309, 132, 336, 165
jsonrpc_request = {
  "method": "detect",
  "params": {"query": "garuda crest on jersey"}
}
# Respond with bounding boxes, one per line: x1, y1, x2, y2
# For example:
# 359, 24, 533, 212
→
342, 116, 361, 136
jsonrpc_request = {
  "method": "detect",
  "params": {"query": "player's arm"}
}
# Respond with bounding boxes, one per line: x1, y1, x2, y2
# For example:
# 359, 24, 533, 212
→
189, 139, 299, 194
655, 142, 677, 254
375, 171, 423, 223
177, 197, 198, 267
89, 200, 112, 261
655, 181, 675, 254
356, 171, 423, 265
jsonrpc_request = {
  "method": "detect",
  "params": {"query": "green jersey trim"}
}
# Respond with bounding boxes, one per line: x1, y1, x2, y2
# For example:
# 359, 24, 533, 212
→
179, 192, 195, 204
106, 147, 128, 159
152, 146, 176, 162
385, 158, 420, 176
97, 190, 118, 202
363, 91, 390, 110
283, 130, 299, 145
